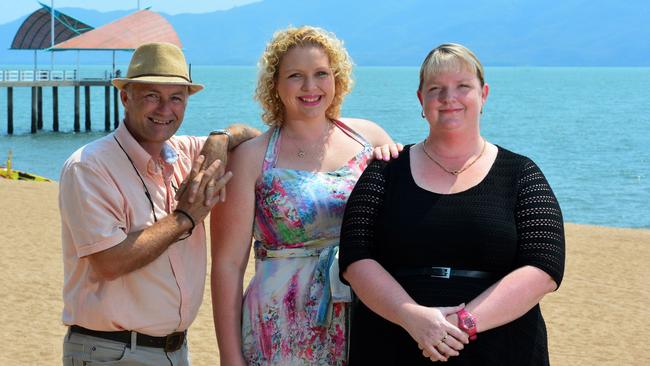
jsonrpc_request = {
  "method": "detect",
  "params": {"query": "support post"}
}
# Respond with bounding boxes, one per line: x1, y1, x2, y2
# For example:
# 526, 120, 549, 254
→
74, 85, 80, 132
51, 0, 55, 69
31, 87, 37, 133
104, 85, 110, 131
53, 86, 59, 132
84, 85, 91, 131
113, 86, 119, 128
7, 87, 13, 135
37, 87, 43, 130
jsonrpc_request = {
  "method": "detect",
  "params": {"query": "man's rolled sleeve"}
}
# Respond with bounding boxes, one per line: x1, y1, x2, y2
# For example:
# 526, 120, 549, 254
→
60, 162, 128, 258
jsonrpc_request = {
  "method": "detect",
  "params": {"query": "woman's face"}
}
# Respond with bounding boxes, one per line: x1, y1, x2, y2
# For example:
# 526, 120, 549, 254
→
276, 45, 335, 123
417, 67, 488, 133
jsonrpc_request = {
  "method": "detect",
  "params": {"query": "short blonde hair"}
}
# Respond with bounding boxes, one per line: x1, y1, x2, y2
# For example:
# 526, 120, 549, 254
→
419, 43, 485, 91
254, 26, 353, 127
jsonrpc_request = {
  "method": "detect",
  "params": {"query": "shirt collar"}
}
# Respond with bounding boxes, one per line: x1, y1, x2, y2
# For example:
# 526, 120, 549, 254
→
113, 122, 179, 176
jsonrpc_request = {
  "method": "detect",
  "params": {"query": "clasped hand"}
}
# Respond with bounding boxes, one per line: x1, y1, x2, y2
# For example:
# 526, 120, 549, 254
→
401, 304, 469, 362
174, 155, 233, 223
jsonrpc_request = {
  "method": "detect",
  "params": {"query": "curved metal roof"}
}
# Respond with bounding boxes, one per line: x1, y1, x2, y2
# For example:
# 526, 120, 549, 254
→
50, 9, 181, 51
10, 4, 93, 50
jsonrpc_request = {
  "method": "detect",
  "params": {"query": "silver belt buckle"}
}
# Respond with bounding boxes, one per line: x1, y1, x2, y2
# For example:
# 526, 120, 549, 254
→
430, 266, 451, 279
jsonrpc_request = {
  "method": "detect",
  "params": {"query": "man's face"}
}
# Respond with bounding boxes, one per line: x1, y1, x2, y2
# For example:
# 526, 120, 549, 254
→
121, 83, 189, 153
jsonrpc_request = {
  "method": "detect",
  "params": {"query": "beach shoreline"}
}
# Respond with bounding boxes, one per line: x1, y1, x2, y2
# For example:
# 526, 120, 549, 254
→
1, 179, 648, 365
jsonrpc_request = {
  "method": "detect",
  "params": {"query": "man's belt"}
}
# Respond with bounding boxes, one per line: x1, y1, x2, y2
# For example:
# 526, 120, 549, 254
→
70, 325, 186, 352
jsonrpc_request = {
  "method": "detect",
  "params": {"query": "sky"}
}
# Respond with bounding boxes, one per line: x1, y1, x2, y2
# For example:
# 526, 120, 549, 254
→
0, 0, 261, 25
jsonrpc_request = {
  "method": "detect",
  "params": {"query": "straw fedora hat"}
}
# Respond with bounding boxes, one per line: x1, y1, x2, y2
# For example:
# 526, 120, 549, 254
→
112, 42, 204, 95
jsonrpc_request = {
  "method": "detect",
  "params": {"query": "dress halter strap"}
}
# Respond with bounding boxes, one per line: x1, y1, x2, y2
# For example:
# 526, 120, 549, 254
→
332, 119, 371, 148
262, 127, 282, 172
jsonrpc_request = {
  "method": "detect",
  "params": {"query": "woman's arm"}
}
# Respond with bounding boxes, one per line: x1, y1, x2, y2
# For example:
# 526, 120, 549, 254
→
448, 160, 566, 335
210, 133, 268, 366
340, 159, 467, 362
447, 265, 557, 333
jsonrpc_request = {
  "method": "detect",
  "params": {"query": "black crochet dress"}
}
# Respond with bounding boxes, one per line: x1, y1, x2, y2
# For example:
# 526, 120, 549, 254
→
339, 144, 565, 365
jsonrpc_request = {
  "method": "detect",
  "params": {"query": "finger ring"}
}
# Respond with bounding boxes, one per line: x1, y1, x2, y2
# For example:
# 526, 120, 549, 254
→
436, 335, 447, 348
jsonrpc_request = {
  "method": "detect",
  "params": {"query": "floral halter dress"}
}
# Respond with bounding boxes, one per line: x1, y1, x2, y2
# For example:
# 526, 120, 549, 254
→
241, 120, 372, 365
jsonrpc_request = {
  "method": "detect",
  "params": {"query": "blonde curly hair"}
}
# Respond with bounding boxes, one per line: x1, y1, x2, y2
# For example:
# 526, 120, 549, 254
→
254, 26, 354, 127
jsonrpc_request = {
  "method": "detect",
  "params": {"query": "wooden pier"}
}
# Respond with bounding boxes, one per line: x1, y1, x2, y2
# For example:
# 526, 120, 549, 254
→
1, 70, 120, 135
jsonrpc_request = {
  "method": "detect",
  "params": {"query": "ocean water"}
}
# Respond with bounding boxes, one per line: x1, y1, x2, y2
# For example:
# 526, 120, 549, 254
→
0, 66, 648, 229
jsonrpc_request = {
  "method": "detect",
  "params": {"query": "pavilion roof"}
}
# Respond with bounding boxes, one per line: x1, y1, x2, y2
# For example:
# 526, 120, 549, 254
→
50, 9, 181, 51
11, 3, 93, 50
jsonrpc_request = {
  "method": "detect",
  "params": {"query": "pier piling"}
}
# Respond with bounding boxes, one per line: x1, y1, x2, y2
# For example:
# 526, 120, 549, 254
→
53, 86, 59, 132
2, 78, 113, 134
7, 87, 13, 135
74, 85, 80, 132
84, 85, 91, 131
31, 87, 37, 133
113, 87, 119, 128
104, 85, 110, 131
37, 87, 43, 130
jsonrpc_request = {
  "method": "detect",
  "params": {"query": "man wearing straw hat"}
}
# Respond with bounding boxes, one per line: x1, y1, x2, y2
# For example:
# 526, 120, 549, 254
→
59, 42, 259, 365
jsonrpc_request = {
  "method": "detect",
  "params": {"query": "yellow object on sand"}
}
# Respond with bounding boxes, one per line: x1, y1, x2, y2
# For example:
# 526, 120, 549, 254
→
0, 150, 51, 182
0, 167, 51, 182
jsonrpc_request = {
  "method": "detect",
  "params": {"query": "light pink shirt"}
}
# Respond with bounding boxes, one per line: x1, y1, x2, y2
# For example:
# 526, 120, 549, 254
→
59, 123, 207, 336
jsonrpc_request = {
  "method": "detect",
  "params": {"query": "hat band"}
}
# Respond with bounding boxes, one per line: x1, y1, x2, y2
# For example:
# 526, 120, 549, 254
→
129, 73, 192, 83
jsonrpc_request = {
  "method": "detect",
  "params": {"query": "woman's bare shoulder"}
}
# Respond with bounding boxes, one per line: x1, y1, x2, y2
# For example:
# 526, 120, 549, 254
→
338, 117, 392, 146
229, 128, 273, 174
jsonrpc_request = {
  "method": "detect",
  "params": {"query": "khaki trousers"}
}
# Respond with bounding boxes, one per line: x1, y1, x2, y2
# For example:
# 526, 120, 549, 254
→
62, 328, 190, 366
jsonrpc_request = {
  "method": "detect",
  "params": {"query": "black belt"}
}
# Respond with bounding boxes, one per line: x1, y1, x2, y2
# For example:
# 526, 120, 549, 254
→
393, 266, 497, 280
70, 325, 186, 352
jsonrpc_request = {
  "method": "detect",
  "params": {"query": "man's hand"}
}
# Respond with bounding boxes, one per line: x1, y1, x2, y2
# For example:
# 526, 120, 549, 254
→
175, 134, 229, 203
176, 155, 233, 224
175, 124, 261, 203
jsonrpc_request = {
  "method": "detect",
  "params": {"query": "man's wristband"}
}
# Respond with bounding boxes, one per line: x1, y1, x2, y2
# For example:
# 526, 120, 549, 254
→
209, 129, 232, 149
174, 208, 195, 240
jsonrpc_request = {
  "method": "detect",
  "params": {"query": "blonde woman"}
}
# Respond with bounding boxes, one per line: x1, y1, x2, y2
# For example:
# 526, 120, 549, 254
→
339, 43, 565, 365
211, 26, 400, 365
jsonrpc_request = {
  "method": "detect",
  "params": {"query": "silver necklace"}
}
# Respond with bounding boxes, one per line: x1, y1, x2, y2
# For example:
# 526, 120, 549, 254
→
421, 137, 486, 176
285, 121, 331, 158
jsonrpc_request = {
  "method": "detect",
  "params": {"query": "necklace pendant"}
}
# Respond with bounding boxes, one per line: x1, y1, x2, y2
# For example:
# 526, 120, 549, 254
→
422, 137, 487, 177
297, 150, 306, 158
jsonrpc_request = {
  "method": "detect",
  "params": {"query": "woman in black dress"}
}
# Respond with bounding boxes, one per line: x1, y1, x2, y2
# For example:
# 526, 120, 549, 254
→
339, 43, 565, 365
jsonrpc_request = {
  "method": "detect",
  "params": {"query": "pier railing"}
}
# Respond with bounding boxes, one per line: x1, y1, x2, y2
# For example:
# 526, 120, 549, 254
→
0, 69, 81, 82
1, 69, 120, 134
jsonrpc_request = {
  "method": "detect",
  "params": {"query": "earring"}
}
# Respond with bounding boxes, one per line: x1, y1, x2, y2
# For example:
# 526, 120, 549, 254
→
421, 110, 426, 118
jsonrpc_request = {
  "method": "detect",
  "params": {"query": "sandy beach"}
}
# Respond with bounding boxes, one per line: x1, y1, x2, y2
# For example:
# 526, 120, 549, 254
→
1, 179, 648, 365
